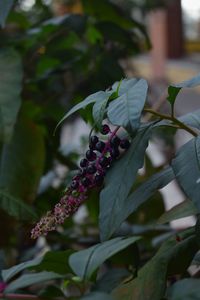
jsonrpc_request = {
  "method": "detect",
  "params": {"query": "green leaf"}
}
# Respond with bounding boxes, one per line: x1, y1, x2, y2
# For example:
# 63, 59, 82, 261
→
171, 137, 200, 211
31, 250, 73, 274
0, 190, 37, 221
36, 57, 60, 76
81, 292, 114, 300
158, 199, 198, 224
92, 92, 111, 128
4, 272, 63, 293
167, 73, 200, 109
113, 230, 198, 300
123, 166, 174, 221
0, 48, 23, 142
167, 278, 200, 300
100, 167, 174, 241
179, 109, 200, 129
2, 257, 42, 282
69, 236, 141, 280
93, 268, 130, 293
99, 125, 153, 241
55, 91, 109, 131
0, 0, 14, 27
86, 25, 103, 44
2, 250, 72, 283
111, 78, 138, 96
107, 79, 148, 131
0, 114, 45, 205
83, 0, 136, 30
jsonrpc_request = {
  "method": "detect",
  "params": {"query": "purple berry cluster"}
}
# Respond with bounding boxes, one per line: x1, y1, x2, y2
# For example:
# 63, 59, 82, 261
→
31, 124, 130, 239
71, 124, 130, 192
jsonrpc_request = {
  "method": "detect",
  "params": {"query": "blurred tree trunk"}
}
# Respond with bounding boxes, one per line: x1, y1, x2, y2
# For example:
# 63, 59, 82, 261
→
148, 9, 167, 81
166, 0, 183, 58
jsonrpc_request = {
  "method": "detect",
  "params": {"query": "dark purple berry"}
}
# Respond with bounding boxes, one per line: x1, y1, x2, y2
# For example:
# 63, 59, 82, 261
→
110, 147, 120, 158
80, 158, 88, 168
111, 135, 121, 147
99, 156, 110, 167
120, 139, 130, 149
95, 141, 106, 152
101, 124, 110, 135
82, 177, 91, 187
89, 136, 99, 150
94, 174, 104, 186
71, 180, 79, 189
87, 164, 97, 174
86, 149, 96, 161
78, 167, 87, 176
90, 135, 99, 145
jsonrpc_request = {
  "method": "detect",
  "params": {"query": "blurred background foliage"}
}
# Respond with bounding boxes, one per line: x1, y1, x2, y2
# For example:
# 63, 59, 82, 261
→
0, 0, 152, 254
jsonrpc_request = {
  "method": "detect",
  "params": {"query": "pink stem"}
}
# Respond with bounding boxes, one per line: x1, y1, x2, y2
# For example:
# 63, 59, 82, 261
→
0, 293, 39, 299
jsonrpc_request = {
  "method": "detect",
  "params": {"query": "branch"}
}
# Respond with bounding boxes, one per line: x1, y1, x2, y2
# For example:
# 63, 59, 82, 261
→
144, 108, 198, 137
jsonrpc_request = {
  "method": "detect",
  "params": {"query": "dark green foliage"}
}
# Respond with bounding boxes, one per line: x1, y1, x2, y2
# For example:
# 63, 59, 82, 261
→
0, 1, 200, 299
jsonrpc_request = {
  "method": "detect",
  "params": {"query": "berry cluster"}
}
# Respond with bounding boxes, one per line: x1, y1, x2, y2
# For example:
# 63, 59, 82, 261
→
70, 124, 130, 193
31, 124, 130, 239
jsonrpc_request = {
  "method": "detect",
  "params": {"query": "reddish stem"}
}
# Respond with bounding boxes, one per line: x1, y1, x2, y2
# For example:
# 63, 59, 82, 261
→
0, 293, 39, 300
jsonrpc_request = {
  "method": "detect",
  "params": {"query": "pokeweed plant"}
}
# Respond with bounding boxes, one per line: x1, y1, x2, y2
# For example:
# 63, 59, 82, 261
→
2, 75, 200, 300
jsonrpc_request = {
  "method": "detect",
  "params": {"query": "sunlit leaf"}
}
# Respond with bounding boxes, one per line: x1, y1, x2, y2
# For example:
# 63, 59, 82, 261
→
107, 79, 148, 131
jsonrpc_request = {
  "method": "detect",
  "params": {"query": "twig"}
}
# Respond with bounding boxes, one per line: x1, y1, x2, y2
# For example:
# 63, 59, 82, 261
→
144, 108, 198, 137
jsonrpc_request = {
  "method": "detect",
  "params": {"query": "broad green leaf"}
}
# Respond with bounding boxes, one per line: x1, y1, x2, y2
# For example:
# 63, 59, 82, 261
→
93, 268, 130, 293
113, 230, 198, 300
167, 278, 200, 300
171, 137, 200, 211
158, 199, 198, 224
123, 167, 174, 222
0, 189, 37, 221
4, 272, 63, 293
167, 73, 200, 109
36, 57, 60, 76
2, 257, 42, 282
0, 115, 45, 205
86, 25, 103, 44
107, 79, 148, 131
0, 1, 14, 27
0, 48, 23, 142
179, 109, 200, 130
31, 250, 73, 274
83, 0, 136, 30
69, 236, 141, 280
2, 250, 72, 283
92, 92, 111, 128
81, 292, 114, 300
100, 167, 174, 241
111, 78, 138, 96
99, 125, 153, 241
55, 91, 108, 131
